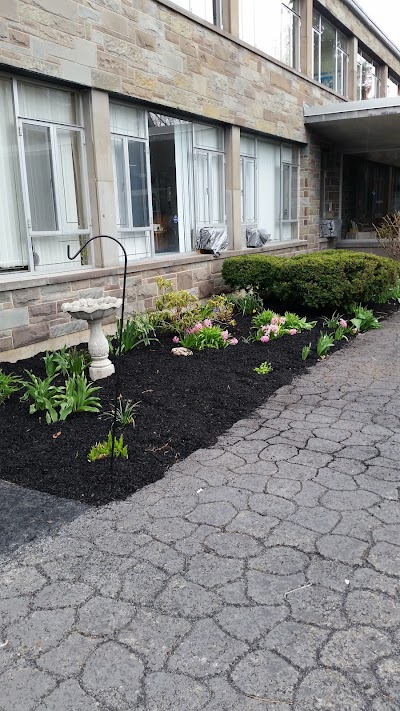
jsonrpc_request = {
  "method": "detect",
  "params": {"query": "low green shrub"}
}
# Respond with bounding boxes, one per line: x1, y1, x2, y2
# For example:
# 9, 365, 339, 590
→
221, 250, 400, 310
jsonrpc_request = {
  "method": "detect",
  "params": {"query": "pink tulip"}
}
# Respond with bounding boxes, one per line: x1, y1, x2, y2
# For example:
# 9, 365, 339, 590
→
339, 318, 347, 328
289, 328, 297, 335
221, 330, 229, 341
260, 335, 270, 343
193, 322, 203, 332
271, 316, 279, 325
270, 324, 279, 334
172, 336, 180, 343
229, 338, 238, 345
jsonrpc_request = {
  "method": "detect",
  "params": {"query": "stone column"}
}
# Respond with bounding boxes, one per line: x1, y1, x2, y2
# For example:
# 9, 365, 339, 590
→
379, 64, 389, 97
300, 0, 313, 78
225, 125, 242, 250
82, 90, 119, 268
347, 36, 359, 101
222, 0, 239, 36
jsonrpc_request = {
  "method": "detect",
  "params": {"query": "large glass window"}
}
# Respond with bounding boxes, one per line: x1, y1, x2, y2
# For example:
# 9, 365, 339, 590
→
239, 1, 300, 70
387, 75, 400, 97
111, 104, 226, 260
357, 51, 381, 99
0, 79, 90, 274
313, 11, 348, 96
171, 0, 222, 26
241, 133, 299, 242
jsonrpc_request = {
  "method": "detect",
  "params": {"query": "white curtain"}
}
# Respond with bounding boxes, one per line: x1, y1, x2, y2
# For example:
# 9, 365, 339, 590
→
174, 124, 194, 251
0, 79, 27, 269
257, 141, 281, 240
18, 81, 77, 124
109, 102, 146, 138
240, 0, 281, 59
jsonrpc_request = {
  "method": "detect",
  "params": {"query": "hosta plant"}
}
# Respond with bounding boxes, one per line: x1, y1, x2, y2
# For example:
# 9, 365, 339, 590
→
57, 374, 101, 421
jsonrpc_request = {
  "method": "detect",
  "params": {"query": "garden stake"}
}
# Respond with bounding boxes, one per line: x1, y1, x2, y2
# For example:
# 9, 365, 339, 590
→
67, 236, 128, 477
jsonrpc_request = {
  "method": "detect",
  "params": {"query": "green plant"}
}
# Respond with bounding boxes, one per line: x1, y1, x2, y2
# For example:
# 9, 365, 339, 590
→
21, 372, 61, 423
252, 309, 315, 342
43, 347, 90, 377
202, 294, 235, 323
178, 322, 238, 350
253, 361, 273, 375
0, 370, 21, 404
101, 396, 140, 427
221, 251, 400, 310
316, 332, 335, 358
88, 431, 128, 462
156, 277, 201, 333
301, 343, 312, 361
57, 374, 101, 421
377, 278, 400, 304
111, 313, 159, 355
322, 311, 344, 329
350, 304, 381, 332
228, 290, 264, 316
333, 326, 348, 341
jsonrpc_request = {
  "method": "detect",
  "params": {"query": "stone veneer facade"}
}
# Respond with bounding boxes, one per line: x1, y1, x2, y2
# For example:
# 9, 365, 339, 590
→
0, 0, 400, 360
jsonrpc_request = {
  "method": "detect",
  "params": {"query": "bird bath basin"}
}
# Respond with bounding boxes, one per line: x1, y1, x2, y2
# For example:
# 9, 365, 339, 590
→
62, 296, 122, 381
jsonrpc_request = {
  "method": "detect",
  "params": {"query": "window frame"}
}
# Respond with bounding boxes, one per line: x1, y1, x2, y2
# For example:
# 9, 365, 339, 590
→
239, 0, 301, 71
170, 0, 222, 27
11, 78, 92, 274
357, 51, 381, 100
312, 11, 349, 97
281, 157, 299, 239
193, 131, 226, 233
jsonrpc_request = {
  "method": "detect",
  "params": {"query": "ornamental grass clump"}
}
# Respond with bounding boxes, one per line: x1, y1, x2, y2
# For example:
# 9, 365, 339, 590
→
0, 370, 21, 405
173, 319, 238, 350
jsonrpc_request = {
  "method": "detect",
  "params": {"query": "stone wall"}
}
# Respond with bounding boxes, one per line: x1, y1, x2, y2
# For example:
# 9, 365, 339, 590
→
0, 241, 308, 361
0, 0, 347, 145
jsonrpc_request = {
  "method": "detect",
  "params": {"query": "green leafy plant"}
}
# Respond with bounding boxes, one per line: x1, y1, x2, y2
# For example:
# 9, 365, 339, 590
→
88, 431, 128, 462
350, 304, 381, 332
110, 313, 159, 355
282, 312, 316, 331
57, 374, 101, 421
316, 332, 335, 358
322, 311, 344, 330
177, 321, 238, 350
101, 396, 140, 427
0, 370, 21, 404
377, 278, 400, 304
222, 251, 400, 310
252, 310, 315, 343
43, 347, 90, 378
301, 343, 312, 361
228, 290, 264, 316
202, 294, 235, 323
156, 277, 201, 334
253, 361, 273, 375
21, 372, 61, 423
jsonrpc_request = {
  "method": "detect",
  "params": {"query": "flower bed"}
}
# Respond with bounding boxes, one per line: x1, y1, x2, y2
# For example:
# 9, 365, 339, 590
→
0, 297, 398, 506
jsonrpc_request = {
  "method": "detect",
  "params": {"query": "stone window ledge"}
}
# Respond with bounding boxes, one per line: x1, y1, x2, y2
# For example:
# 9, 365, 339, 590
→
0, 241, 307, 293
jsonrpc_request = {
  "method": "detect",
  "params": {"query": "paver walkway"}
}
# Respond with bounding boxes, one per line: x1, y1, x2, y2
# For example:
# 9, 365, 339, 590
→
1, 315, 400, 710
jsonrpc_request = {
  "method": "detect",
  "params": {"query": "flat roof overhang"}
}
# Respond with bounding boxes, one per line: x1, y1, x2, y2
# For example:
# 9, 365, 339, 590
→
304, 97, 400, 165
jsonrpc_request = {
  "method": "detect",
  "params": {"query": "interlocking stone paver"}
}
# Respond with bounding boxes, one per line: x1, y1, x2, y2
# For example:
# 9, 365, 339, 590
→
260, 620, 329, 668
168, 618, 247, 678
118, 610, 190, 670
231, 649, 298, 702
2, 313, 400, 710
145, 672, 211, 710
82, 642, 144, 709
295, 669, 366, 710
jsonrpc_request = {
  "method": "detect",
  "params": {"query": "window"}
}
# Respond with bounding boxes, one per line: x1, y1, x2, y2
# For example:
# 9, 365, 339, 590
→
239, 1, 301, 70
171, 0, 222, 26
241, 133, 299, 242
357, 52, 381, 99
0, 78, 91, 274
313, 11, 348, 96
387, 75, 400, 97
111, 103, 226, 260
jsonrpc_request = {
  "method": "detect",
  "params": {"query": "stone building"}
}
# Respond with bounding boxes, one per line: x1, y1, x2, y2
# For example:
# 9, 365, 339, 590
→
1, 0, 400, 359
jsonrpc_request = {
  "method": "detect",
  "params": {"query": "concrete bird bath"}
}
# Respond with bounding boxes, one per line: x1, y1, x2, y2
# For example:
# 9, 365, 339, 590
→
62, 296, 122, 381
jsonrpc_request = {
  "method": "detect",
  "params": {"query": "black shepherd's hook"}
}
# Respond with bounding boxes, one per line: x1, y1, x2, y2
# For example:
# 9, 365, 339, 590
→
67, 236, 128, 478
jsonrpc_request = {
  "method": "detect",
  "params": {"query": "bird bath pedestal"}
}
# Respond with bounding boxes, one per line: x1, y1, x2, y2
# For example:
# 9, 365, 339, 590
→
62, 297, 122, 381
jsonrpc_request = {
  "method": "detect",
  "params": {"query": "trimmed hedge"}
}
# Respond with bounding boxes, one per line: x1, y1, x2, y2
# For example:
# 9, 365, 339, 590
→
221, 250, 400, 310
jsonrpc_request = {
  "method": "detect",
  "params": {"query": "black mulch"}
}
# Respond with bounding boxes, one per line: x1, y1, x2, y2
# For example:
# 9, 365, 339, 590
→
1, 303, 398, 506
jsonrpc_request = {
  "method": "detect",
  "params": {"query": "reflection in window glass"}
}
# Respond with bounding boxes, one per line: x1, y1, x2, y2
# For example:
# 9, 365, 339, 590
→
57, 129, 86, 231
128, 140, 149, 228
313, 12, 348, 96
357, 52, 381, 99
387, 76, 400, 97
112, 137, 128, 228
239, 0, 300, 70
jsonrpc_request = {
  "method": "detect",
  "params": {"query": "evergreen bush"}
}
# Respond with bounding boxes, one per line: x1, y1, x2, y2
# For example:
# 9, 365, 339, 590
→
221, 250, 399, 310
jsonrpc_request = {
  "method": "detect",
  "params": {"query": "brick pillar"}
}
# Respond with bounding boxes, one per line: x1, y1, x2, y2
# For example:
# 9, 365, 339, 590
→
83, 90, 119, 268
348, 36, 359, 101
225, 125, 242, 250
300, 0, 313, 78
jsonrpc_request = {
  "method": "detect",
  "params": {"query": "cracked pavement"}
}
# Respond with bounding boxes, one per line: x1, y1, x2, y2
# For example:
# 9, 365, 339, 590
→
1, 315, 400, 710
